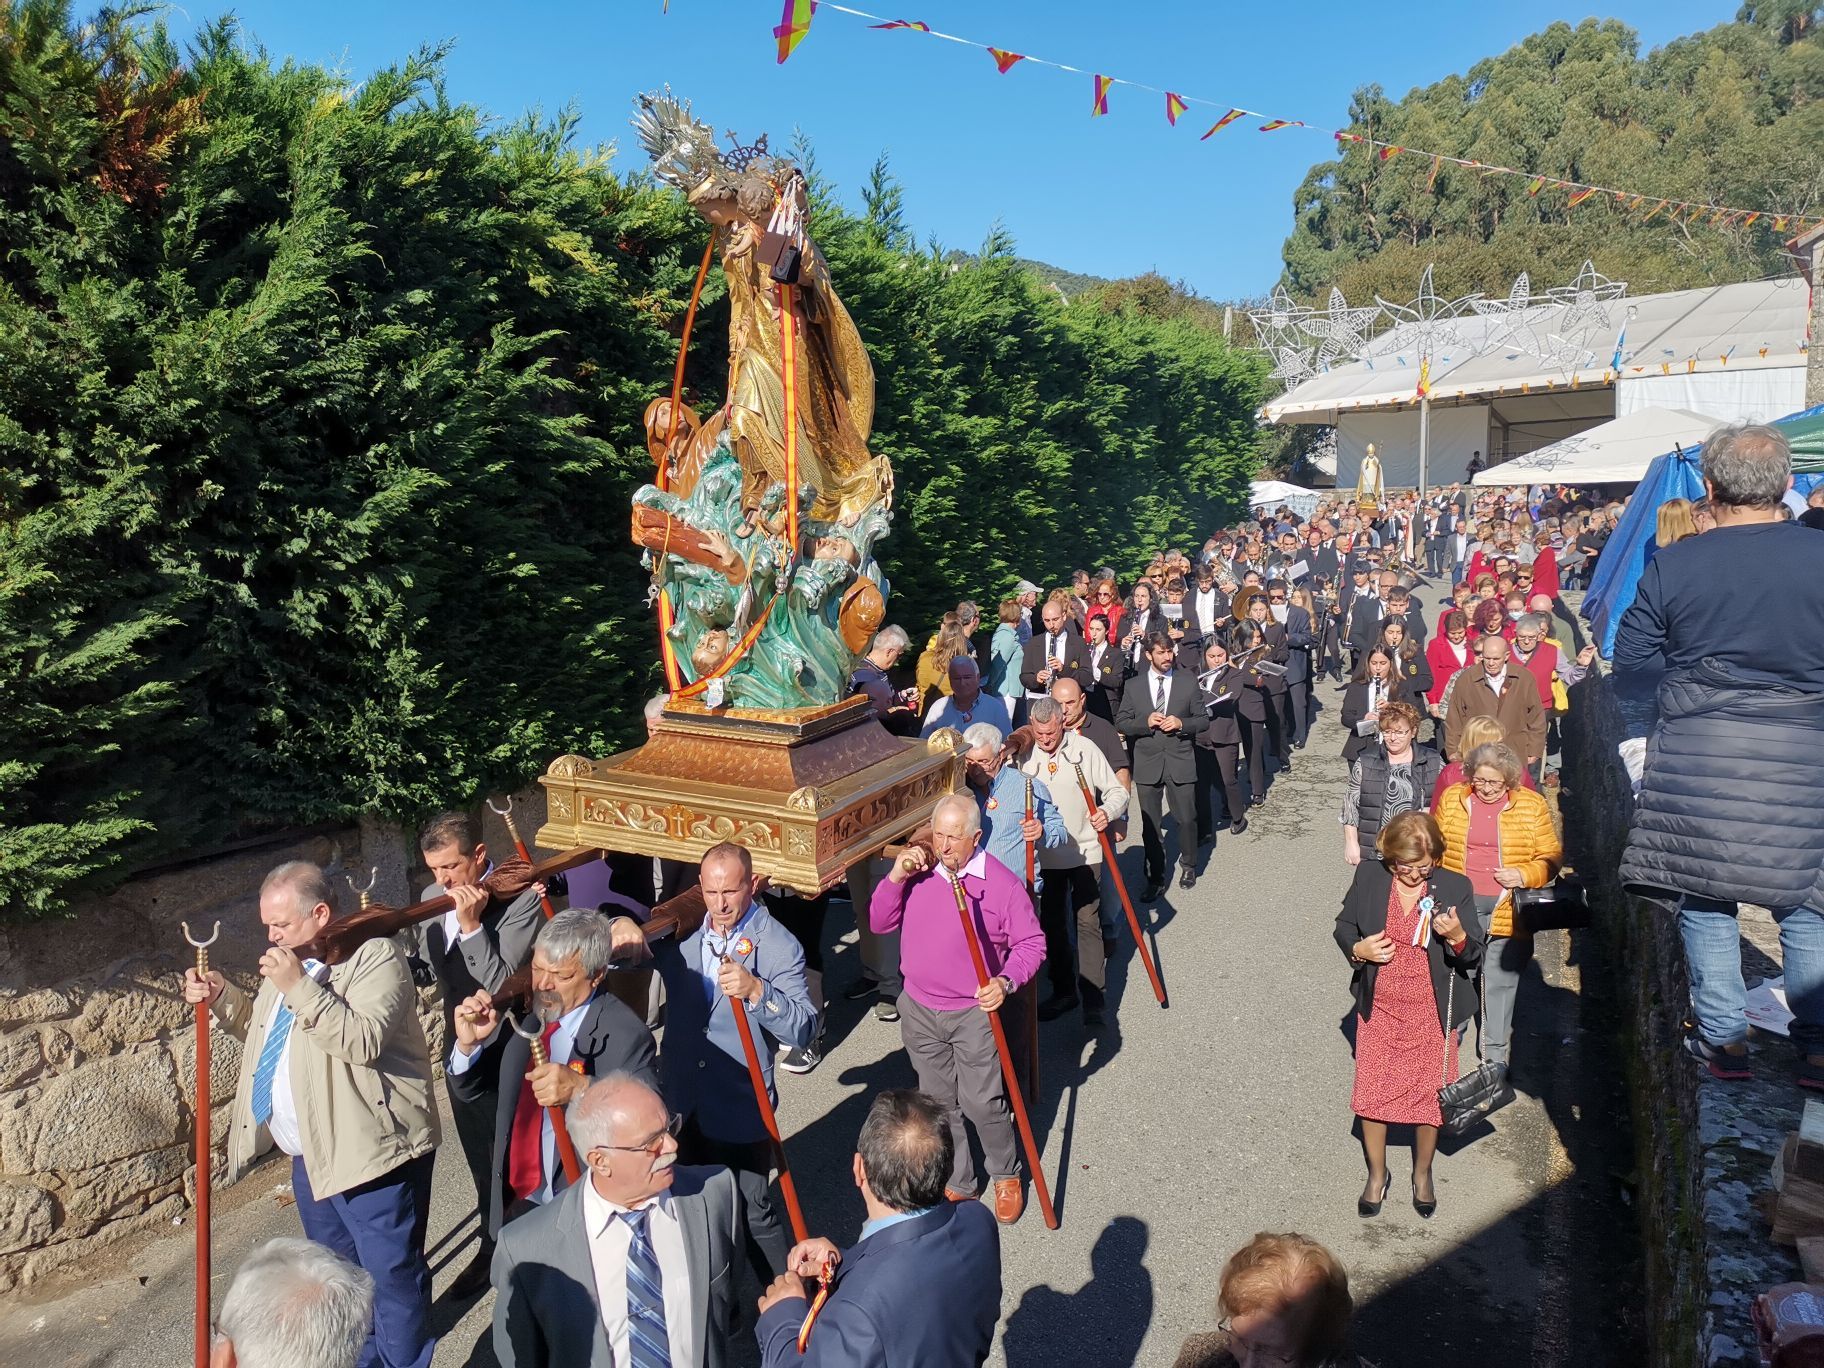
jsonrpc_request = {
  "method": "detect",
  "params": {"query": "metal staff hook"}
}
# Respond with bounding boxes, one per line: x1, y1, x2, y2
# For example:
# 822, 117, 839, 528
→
348, 867, 378, 912
180, 918, 220, 1368
507, 1010, 583, 1184
490, 796, 558, 920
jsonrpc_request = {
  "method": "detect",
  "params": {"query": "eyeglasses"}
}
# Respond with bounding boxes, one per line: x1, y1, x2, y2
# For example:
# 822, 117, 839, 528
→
1392, 860, 1435, 876
1096, 590, 1114, 600
1215, 1319, 1299, 1367
1268, 595, 1286, 604
599, 1113, 683, 1153
1471, 776, 1509, 792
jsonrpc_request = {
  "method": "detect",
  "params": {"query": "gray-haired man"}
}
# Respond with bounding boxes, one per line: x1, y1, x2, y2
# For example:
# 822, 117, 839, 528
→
212, 1237, 375, 1368
449, 909, 659, 1242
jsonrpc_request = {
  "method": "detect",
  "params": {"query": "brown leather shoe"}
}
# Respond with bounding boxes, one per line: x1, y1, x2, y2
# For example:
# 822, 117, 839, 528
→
944, 1186, 977, 1203
993, 1177, 1024, 1224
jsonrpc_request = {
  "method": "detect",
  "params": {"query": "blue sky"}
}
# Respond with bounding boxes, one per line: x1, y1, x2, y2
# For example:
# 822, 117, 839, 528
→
167, 0, 1740, 300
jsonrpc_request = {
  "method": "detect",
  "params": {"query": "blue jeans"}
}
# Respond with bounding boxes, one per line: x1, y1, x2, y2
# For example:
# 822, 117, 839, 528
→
292, 1152, 435, 1368
1679, 897, 1824, 1055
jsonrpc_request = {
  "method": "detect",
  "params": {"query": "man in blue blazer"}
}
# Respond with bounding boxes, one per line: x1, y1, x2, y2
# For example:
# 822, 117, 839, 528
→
754, 1090, 1001, 1367
610, 841, 816, 1284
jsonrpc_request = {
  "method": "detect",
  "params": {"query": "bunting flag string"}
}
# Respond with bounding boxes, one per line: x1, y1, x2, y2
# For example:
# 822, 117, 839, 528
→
789, 1, 1822, 239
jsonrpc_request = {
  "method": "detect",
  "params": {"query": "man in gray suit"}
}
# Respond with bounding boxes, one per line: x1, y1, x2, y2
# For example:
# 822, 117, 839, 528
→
492, 1072, 742, 1368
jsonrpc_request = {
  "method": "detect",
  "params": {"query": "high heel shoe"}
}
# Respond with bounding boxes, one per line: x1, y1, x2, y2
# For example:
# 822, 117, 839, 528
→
1412, 1176, 1437, 1219
1357, 1173, 1391, 1218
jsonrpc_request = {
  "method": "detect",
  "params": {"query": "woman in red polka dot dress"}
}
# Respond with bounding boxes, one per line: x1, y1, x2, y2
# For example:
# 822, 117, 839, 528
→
1334, 811, 1482, 1220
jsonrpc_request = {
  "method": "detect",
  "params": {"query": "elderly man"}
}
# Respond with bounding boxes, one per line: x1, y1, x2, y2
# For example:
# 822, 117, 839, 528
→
211, 1238, 374, 1368
412, 811, 545, 1295
1017, 697, 1130, 1026
1443, 632, 1546, 766
871, 795, 1045, 1223
961, 722, 1069, 876
491, 1073, 742, 1368
1616, 424, 1824, 1089
1013, 579, 1041, 643
602, 844, 814, 1284
448, 909, 660, 1240
851, 626, 919, 735
922, 656, 1011, 738
754, 1091, 1001, 1367
184, 863, 437, 1368
1052, 677, 1132, 957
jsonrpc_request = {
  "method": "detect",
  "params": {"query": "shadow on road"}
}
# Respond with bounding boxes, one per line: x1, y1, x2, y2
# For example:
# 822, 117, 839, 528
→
1002, 1215, 1153, 1368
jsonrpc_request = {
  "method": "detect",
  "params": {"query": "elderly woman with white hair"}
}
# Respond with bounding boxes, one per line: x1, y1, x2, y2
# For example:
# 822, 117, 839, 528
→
958, 722, 1070, 877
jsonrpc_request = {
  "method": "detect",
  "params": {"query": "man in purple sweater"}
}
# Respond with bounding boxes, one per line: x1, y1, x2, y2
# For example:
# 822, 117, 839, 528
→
870, 793, 1046, 1225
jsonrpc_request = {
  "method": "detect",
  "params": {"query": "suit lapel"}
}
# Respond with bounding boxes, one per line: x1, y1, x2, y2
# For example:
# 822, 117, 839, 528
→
672, 1179, 712, 1364
550, 1179, 614, 1362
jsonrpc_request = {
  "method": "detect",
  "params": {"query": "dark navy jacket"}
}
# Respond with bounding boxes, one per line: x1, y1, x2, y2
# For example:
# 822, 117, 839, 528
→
754, 1201, 1002, 1367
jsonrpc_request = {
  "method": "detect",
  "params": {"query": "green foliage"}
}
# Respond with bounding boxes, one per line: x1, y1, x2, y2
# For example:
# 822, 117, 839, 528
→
0, 1, 1268, 915
1280, 10, 1824, 302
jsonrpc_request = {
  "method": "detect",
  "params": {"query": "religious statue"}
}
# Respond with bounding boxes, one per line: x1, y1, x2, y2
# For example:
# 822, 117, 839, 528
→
1355, 442, 1385, 512
629, 93, 896, 710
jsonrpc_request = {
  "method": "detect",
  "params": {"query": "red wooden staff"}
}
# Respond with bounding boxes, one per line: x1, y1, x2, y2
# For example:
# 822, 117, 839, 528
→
488, 797, 558, 920
1072, 762, 1168, 1007
182, 920, 220, 1368
722, 952, 810, 1243
507, 1011, 583, 1184
1021, 777, 1041, 1096
942, 866, 1059, 1230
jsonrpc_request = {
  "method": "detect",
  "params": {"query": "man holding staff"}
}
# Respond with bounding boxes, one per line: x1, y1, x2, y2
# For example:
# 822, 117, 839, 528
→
870, 794, 1045, 1224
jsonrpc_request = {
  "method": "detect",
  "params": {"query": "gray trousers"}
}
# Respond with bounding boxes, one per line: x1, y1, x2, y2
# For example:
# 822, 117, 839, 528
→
845, 855, 904, 998
899, 992, 1019, 1193
1474, 892, 1534, 1068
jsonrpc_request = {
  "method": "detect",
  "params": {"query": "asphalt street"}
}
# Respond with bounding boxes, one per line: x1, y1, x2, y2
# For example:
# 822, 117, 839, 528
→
0, 583, 1642, 1366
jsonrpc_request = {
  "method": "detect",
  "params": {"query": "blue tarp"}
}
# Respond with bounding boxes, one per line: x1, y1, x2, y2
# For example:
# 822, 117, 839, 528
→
1584, 403, 1824, 656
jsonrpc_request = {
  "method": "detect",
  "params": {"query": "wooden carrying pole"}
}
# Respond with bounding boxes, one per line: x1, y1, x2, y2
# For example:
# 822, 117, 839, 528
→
1021, 778, 1040, 1097
723, 957, 811, 1243
182, 920, 220, 1368
509, 1013, 583, 1184
1072, 763, 1168, 1007
943, 869, 1059, 1229
488, 797, 558, 920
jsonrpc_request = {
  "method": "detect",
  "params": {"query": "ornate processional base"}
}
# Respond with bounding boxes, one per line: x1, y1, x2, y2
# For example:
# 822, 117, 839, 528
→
537, 697, 963, 894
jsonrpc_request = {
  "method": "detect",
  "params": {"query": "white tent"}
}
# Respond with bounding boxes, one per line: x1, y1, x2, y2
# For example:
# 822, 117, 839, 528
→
1248, 479, 1315, 506
1466, 406, 1721, 488
1471, 406, 1722, 486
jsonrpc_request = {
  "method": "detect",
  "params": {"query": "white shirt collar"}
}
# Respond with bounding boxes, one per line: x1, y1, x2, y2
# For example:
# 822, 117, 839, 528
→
942, 851, 989, 882
582, 1178, 672, 1236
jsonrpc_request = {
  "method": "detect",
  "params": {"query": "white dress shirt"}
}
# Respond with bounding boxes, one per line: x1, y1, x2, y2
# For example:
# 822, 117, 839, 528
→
448, 995, 591, 1205
1027, 631, 1066, 700
1192, 588, 1220, 637
583, 1181, 695, 1368
264, 959, 330, 1157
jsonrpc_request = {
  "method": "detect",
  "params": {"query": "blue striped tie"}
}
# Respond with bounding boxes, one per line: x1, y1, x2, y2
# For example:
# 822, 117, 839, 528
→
249, 1001, 293, 1125
618, 1208, 672, 1368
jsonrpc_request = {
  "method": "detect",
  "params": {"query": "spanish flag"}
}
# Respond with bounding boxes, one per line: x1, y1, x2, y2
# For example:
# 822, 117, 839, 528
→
1258, 119, 1301, 132
1567, 187, 1597, 207
1378, 145, 1402, 162
1092, 74, 1112, 117
869, 19, 929, 30
774, 0, 814, 63
1165, 92, 1188, 126
1202, 108, 1244, 140
1526, 176, 1547, 197
988, 47, 1024, 73
1416, 356, 1431, 401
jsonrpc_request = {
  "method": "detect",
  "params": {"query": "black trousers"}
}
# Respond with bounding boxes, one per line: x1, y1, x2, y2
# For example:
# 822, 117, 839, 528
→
1241, 718, 1269, 798
1263, 691, 1289, 766
681, 1117, 789, 1285
1038, 864, 1105, 998
447, 1079, 497, 1243
765, 889, 827, 976
1137, 777, 1198, 878
1195, 744, 1244, 833
1287, 679, 1311, 747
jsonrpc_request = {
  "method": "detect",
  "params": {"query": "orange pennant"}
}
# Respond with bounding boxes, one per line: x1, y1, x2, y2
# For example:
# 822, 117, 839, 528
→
1092, 74, 1112, 117
1378, 145, 1402, 161
987, 47, 1024, 72
1202, 108, 1245, 140
1165, 92, 1188, 126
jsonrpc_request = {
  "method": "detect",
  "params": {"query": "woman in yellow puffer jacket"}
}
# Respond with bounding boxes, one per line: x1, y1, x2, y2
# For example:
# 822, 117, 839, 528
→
1433, 740, 1562, 1080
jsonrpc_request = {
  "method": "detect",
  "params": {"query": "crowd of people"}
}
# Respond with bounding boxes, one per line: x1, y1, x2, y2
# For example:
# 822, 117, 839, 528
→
189, 421, 1824, 1368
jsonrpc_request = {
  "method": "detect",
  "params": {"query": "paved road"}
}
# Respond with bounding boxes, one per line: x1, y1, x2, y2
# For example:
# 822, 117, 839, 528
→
0, 586, 1642, 1366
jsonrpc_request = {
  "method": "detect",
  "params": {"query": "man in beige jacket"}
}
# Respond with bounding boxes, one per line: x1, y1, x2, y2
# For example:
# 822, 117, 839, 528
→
185, 861, 439, 1368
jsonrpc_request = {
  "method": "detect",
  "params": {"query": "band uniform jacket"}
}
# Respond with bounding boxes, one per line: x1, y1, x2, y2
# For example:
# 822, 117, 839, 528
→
1085, 641, 1126, 721
1198, 665, 1246, 747
415, 879, 545, 1087
491, 1164, 742, 1368
754, 1201, 1002, 1368
215, 936, 439, 1199
1280, 604, 1316, 686
1018, 627, 1091, 697
1346, 592, 1388, 654
1115, 666, 1209, 786
1339, 676, 1421, 763
1305, 545, 1341, 584
1120, 607, 1166, 666
651, 905, 817, 1144
1256, 622, 1292, 696
449, 988, 662, 1238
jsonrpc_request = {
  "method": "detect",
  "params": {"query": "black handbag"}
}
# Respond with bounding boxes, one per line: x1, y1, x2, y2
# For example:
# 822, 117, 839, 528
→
1511, 879, 1592, 934
1438, 969, 1515, 1138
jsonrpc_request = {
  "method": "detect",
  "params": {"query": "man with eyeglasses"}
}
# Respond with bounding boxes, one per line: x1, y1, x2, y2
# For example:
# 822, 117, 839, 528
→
1442, 634, 1545, 767
622, 843, 815, 1285
491, 1073, 742, 1368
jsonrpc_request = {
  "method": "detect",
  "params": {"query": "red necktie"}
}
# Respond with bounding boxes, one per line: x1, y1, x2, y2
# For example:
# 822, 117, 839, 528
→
506, 1021, 559, 1201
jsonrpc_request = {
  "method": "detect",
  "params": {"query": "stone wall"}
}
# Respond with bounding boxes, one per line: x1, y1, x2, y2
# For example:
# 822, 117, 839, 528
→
0, 790, 546, 1290
1561, 676, 1799, 1368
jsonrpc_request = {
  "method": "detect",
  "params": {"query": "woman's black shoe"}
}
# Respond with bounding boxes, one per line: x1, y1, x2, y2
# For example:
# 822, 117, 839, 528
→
1358, 1173, 1391, 1218
1249, 794, 1267, 808
1412, 1176, 1437, 1219
1230, 816, 1249, 835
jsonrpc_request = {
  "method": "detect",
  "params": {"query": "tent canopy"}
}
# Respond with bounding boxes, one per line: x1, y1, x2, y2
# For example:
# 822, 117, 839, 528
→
1473, 407, 1722, 486
1248, 479, 1316, 505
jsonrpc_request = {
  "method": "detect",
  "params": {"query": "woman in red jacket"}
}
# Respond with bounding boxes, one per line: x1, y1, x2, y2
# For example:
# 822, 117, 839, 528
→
1425, 610, 1473, 715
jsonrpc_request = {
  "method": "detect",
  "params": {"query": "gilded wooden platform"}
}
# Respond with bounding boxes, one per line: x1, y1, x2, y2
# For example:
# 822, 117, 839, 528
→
536, 696, 963, 894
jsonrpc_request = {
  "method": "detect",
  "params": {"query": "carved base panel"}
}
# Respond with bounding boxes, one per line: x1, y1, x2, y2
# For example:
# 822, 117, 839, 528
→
537, 704, 964, 894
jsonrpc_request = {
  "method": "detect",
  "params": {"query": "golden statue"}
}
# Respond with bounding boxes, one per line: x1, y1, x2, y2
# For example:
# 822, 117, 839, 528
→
1355, 442, 1385, 512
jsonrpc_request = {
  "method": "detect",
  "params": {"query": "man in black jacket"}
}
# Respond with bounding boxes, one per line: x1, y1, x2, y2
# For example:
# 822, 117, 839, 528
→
1616, 423, 1824, 1091
1020, 597, 1091, 711
1116, 633, 1209, 897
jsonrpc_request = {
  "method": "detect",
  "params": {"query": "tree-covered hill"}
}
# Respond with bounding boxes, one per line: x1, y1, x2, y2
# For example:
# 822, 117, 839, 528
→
1280, 3, 1823, 303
